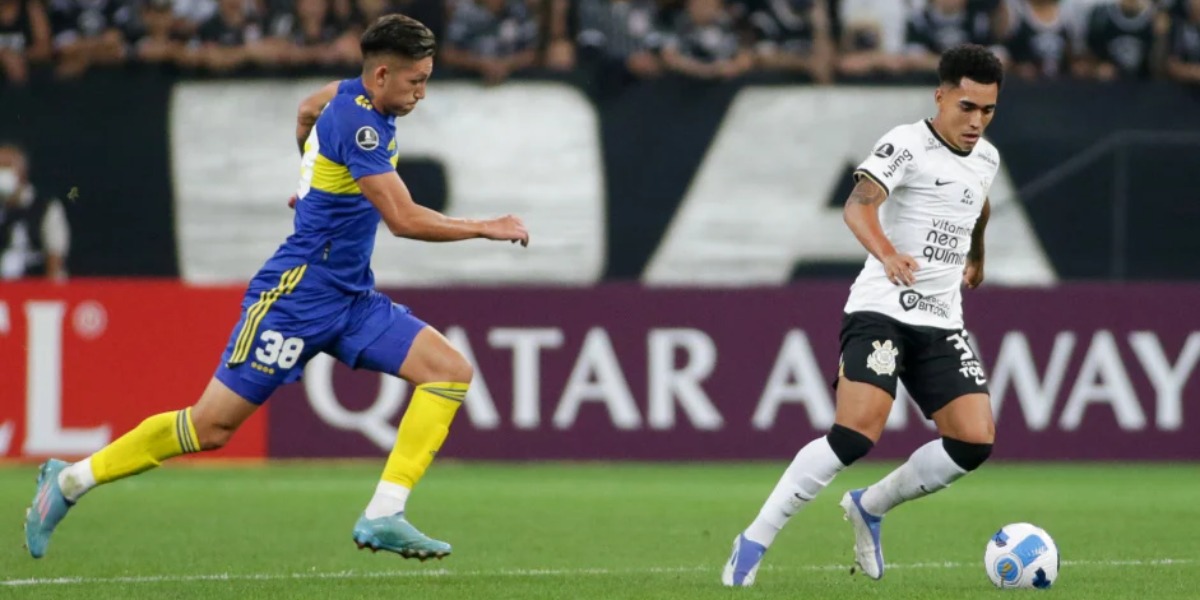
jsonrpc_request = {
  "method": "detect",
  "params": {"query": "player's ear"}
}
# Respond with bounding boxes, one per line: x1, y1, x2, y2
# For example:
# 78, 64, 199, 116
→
371, 63, 389, 87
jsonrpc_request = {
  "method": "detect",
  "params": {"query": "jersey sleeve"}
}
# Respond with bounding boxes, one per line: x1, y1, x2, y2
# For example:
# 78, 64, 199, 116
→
329, 104, 396, 181
854, 126, 918, 196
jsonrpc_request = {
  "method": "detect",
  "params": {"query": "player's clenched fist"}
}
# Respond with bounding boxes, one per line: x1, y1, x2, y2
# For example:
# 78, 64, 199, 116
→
882, 252, 919, 286
484, 215, 529, 247
963, 258, 984, 289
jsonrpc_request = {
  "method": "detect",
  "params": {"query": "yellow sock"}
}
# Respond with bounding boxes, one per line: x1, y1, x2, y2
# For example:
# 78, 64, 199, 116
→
91, 409, 201, 485
381, 382, 465, 489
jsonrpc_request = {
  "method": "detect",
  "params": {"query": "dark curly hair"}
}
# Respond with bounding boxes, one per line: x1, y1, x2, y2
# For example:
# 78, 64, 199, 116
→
361, 14, 436, 62
938, 44, 1004, 88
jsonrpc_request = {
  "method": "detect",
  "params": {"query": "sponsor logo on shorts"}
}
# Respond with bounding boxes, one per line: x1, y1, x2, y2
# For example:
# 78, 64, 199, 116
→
948, 332, 988, 385
867, 340, 899, 376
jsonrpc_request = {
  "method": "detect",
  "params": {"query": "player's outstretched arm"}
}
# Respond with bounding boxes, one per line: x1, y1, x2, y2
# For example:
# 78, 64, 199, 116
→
844, 177, 917, 286
964, 197, 990, 289
296, 80, 341, 154
359, 171, 529, 246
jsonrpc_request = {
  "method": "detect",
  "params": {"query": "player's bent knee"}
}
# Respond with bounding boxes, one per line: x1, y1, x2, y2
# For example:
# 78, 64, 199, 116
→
404, 330, 475, 385
441, 353, 474, 384
421, 348, 473, 384
826, 424, 875, 466
942, 436, 992, 472
192, 421, 238, 451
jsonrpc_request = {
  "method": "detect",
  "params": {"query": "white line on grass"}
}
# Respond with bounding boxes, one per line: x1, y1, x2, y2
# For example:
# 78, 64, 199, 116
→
2, 558, 1194, 587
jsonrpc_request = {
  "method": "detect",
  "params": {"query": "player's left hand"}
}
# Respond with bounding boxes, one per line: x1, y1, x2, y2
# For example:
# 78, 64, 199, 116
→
287, 195, 298, 210
483, 214, 530, 247
963, 258, 984, 289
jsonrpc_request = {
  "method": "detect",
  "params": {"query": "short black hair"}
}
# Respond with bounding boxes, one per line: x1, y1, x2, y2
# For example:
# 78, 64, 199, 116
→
938, 44, 1003, 88
360, 14, 436, 62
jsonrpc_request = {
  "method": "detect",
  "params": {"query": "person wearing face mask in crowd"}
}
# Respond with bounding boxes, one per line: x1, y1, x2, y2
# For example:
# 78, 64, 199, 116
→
0, 143, 70, 281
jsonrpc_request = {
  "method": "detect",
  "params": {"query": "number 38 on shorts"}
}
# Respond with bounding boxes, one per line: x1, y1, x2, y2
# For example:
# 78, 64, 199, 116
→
252, 330, 306, 372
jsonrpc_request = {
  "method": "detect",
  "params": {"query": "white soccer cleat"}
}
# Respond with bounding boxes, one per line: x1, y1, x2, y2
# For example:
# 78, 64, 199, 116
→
840, 488, 885, 580
721, 533, 768, 587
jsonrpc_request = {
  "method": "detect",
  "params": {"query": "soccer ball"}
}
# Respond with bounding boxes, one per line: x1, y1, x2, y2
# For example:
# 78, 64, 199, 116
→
984, 523, 1059, 589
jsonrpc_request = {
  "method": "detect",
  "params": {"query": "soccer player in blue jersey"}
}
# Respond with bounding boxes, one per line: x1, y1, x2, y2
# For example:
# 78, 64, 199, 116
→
25, 14, 528, 560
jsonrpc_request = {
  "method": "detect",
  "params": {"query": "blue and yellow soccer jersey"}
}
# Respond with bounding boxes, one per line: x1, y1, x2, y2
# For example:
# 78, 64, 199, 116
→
275, 77, 400, 293
214, 78, 429, 405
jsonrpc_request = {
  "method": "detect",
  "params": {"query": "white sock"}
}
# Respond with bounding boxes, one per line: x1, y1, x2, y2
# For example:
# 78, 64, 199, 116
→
57, 458, 96, 503
364, 481, 411, 519
859, 439, 966, 516
743, 436, 847, 547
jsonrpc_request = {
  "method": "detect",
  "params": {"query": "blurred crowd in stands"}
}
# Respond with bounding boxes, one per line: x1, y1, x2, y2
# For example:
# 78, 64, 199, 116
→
2, 0, 1198, 86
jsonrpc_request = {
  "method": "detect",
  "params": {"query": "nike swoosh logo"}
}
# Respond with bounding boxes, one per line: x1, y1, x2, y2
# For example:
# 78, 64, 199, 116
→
935, 179, 953, 186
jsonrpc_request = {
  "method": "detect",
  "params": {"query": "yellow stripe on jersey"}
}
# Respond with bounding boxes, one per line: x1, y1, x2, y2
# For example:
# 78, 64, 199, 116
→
311, 154, 361, 195
311, 152, 400, 193
228, 264, 308, 366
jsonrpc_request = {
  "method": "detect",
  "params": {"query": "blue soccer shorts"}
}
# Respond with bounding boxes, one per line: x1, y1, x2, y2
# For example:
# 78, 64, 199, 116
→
213, 266, 428, 404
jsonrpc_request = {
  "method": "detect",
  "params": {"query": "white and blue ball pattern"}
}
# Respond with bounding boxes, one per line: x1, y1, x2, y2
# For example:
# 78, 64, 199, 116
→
984, 523, 1059, 589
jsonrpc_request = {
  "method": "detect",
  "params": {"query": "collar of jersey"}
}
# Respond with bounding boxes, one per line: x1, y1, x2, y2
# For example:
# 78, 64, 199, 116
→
924, 119, 973, 157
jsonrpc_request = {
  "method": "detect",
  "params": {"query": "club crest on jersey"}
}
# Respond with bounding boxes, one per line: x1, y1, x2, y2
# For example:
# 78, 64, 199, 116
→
867, 340, 899, 376
356, 126, 380, 150
873, 143, 895, 158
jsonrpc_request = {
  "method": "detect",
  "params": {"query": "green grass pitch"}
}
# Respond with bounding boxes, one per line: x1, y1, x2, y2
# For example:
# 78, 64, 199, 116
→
1, 462, 1196, 599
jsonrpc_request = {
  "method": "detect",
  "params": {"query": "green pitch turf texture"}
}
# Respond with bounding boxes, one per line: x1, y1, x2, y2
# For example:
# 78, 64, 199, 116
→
1, 462, 1196, 599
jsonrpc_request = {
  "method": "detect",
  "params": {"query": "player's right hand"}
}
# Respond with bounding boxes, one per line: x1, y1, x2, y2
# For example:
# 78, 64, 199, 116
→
484, 215, 529, 247
881, 253, 919, 286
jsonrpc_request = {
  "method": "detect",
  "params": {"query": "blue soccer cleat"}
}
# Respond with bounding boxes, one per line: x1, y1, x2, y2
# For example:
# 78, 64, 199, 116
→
721, 533, 767, 587
840, 488, 885, 579
24, 459, 73, 559
352, 512, 451, 561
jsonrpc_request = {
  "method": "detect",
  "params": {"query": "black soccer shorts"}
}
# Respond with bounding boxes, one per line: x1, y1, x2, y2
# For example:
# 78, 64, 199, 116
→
834, 311, 990, 418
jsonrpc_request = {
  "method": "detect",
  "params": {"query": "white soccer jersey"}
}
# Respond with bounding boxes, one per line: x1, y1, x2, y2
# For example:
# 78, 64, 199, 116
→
844, 119, 1000, 329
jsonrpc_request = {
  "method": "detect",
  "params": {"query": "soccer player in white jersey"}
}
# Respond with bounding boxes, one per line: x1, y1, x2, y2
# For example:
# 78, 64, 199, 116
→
723, 44, 1003, 587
